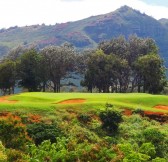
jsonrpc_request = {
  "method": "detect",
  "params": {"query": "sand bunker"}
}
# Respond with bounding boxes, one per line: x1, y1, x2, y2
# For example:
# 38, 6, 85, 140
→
144, 111, 165, 115
154, 105, 168, 111
123, 109, 132, 116
0, 96, 18, 104
58, 99, 86, 104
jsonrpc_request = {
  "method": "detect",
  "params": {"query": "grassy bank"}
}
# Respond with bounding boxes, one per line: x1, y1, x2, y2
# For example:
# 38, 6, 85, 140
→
0, 92, 167, 114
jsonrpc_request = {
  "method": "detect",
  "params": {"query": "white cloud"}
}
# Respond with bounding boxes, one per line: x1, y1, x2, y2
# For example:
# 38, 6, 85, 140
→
0, 0, 168, 29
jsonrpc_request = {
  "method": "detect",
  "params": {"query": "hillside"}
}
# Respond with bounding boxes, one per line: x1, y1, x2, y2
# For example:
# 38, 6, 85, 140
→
0, 93, 167, 161
0, 6, 168, 67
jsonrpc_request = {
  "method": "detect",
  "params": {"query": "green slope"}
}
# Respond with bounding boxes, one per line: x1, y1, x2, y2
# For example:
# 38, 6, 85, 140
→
0, 92, 167, 114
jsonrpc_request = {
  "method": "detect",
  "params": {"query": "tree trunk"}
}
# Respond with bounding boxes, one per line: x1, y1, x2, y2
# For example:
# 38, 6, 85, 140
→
42, 82, 46, 92
53, 82, 57, 92
12, 86, 15, 94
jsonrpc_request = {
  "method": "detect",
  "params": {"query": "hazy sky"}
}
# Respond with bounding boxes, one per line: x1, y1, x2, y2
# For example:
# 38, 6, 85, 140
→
1, 0, 168, 29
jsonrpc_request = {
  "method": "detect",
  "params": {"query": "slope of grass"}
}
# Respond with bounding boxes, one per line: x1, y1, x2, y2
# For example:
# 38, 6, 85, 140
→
0, 92, 167, 115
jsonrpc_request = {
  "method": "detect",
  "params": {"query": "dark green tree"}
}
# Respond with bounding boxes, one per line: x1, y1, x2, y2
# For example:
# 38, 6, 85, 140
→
38, 54, 49, 92
99, 106, 123, 134
0, 60, 16, 95
134, 53, 167, 93
98, 35, 129, 59
41, 44, 76, 92
85, 35, 167, 93
81, 50, 110, 92
17, 49, 41, 92
82, 50, 130, 92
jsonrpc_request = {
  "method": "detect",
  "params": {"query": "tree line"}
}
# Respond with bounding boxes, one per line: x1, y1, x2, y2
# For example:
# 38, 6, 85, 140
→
0, 35, 167, 95
82, 35, 167, 93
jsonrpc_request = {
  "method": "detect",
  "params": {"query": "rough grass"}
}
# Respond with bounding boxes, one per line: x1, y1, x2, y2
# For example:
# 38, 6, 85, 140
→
0, 92, 167, 115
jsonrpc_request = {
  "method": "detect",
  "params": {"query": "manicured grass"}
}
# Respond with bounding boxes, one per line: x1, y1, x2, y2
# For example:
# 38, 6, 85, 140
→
0, 92, 167, 114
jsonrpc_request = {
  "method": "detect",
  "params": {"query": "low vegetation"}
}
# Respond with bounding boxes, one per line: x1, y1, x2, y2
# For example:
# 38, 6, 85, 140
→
0, 92, 167, 161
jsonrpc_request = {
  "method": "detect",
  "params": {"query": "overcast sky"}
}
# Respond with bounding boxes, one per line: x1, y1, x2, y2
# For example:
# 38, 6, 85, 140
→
0, 0, 168, 29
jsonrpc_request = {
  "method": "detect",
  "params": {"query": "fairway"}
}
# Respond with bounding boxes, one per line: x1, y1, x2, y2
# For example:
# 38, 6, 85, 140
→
0, 92, 167, 114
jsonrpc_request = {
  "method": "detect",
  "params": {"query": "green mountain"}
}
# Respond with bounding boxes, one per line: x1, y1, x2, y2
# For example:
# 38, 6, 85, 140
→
0, 5, 168, 67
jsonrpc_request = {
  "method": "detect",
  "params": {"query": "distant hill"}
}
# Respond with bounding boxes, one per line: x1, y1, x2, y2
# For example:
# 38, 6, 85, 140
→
159, 18, 168, 28
0, 5, 168, 68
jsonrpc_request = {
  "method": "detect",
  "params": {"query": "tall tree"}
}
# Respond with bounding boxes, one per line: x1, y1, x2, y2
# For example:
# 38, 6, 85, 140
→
41, 44, 76, 92
5, 45, 29, 61
0, 60, 16, 95
38, 54, 49, 92
98, 35, 129, 59
17, 49, 41, 92
82, 50, 130, 93
134, 53, 167, 94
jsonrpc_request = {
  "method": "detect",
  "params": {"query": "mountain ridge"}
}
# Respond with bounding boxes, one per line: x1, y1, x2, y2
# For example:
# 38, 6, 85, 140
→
0, 5, 168, 67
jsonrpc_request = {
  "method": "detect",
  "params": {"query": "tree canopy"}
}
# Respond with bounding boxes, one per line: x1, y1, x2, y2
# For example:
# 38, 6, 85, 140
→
82, 35, 167, 93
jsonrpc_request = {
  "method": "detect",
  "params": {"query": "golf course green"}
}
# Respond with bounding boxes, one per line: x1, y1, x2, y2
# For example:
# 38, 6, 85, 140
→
0, 92, 167, 114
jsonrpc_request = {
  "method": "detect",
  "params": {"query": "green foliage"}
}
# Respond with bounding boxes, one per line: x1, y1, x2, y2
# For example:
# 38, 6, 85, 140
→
0, 141, 7, 162
0, 93, 167, 161
132, 108, 144, 116
117, 141, 166, 161
27, 122, 62, 145
17, 49, 41, 92
119, 114, 168, 159
6, 149, 28, 162
0, 114, 31, 150
0, 60, 16, 95
99, 108, 123, 134
82, 35, 167, 94
152, 157, 167, 162
82, 49, 130, 93
40, 44, 76, 92
28, 138, 68, 162
134, 53, 167, 94
143, 128, 167, 157
27, 137, 116, 162
78, 113, 92, 124
118, 143, 151, 161
139, 143, 156, 158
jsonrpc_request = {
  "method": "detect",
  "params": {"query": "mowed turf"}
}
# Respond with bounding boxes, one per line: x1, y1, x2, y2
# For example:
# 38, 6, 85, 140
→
0, 92, 168, 114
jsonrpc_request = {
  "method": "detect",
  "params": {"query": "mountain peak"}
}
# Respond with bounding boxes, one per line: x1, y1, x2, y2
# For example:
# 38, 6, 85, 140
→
117, 5, 134, 12
115, 5, 142, 16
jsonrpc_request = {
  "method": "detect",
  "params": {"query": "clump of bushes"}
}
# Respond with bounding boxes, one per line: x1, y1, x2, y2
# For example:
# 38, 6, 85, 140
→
0, 114, 31, 150
99, 104, 123, 134
0, 141, 7, 162
78, 113, 92, 124
27, 122, 62, 145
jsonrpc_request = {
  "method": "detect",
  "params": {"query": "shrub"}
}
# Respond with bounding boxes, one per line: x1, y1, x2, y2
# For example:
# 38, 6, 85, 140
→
132, 108, 144, 116
0, 114, 31, 150
152, 157, 167, 162
78, 113, 92, 124
27, 137, 116, 162
143, 128, 166, 157
27, 122, 62, 145
0, 141, 7, 162
139, 143, 156, 159
6, 149, 28, 162
118, 143, 158, 161
99, 109, 123, 134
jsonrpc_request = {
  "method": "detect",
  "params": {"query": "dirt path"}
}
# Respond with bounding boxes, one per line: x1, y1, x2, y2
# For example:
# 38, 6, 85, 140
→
0, 96, 18, 104
58, 99, 86, 104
